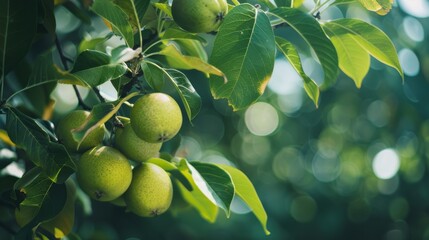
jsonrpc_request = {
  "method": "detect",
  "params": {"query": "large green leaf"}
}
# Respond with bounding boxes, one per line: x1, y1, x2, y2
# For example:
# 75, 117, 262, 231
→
322, 24, 370, 88
158, 44, 225, 79
161, 28, 207, 43
72, 92, 138, 147
112, 0, 142, 47
209, 4, 276, 110
191, 162, 235, 216
176, 159, 219, 222
275, 37, 320, 106
217, 164, 270, 235
357, 0, 393, 15
71, 50, 127, 87
142, 61, 201, 120
323, 19, 403, 80
91, 0, 134, 47
0, 0, 37, 79
271, 7, 339, 89
6, 108, 75, 183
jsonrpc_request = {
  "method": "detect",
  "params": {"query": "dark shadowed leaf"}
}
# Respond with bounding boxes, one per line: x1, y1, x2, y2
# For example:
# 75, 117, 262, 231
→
6, 108, 75, 183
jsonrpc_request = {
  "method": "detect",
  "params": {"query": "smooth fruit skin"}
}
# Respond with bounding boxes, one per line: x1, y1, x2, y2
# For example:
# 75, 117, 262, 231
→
56, 110, 105, 152
115, 121, 162, 162
77, 146, 132, 202
124, 162, 173, 217
130, 93, 182, 143
172, 0, 228, 33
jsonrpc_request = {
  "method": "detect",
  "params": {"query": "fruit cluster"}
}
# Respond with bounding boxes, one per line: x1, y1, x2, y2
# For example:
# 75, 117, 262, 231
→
56, 92, 183, 217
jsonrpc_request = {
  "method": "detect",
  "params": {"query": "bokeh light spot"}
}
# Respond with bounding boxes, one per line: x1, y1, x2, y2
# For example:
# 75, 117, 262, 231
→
398, 0, 429, 18
245, 102, 279, 136
399, 48, 420, 77
403, 17, 424, 42
372, 149, 400, 179
290, 196, 317, 223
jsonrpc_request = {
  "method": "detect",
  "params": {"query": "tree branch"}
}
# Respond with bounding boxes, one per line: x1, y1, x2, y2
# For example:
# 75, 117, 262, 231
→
55, 35, 90, 110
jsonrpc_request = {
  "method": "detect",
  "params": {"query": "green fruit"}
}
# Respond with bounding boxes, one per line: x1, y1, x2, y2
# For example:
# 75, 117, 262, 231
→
124, 162, 173, 217
77, 146, 132, 201
115, 120, 162, 162
172, 0, 228, 33
15, 179, 76, 239
130, 93, 182, 143
56, 110, 105, 152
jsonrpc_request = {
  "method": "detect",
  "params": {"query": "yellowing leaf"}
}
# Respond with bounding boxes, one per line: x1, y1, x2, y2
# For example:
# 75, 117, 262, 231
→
0, 129, 15, 146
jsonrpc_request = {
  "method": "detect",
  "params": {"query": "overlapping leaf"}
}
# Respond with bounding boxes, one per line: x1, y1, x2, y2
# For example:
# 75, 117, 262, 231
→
275, 37, 320, 106
209, 4, 276, 110
91, 0, 134, 47
271, 7, 339, 89
141, 61, 201, 120
6, 108, 75, 183
357, 0, 393, 15
71, 50, 127, 87
217, 164, 270, 235
191, 162, 235, 216
71, 92, 138, 146
323, 19, 403, 80
323, 24, 370, 87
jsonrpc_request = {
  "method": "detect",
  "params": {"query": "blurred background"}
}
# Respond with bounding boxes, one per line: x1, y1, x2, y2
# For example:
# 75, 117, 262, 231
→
2, 1, 429, 239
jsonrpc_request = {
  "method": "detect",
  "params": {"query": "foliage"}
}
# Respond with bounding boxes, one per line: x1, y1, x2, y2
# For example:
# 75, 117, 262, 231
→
0, 0, 403, 239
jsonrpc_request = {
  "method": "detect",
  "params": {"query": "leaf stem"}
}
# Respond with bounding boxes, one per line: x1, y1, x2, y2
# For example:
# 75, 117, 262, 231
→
142, 40, 163, 55
55, 36, 91, 110
232, 0, 240, 6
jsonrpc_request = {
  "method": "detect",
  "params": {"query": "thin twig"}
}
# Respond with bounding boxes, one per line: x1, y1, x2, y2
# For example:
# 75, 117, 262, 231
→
92, 87, 106, 103
55, 35, 90, 110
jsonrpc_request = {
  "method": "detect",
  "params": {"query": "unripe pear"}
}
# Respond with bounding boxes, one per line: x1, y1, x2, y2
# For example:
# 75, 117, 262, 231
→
77, 146, 132, 201
56, 110, 105, 152
124, 162, 173, 217
130, 93, 182, 143
115, 120, 162, 162
172, 0, 228, 33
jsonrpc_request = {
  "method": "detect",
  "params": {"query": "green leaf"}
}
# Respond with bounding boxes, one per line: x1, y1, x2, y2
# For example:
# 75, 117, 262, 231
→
110, 45, 141, 63
322, 19, 403, 80
158, 44, 226, 79
134, 0, 150, 25
217, 164, 270, 235
271, 7, 339, 89
78, 34, 112, 53
274, 0, 292, 7
146, 157, 193, 191
71, 92, 138, 147
161, 28, 207, 43
176, 159, 218, 222
112, 0, 142, 46
142, 61, 201, 120
357, 0, 393, 15
275, 37, 320, 106
0, 0, 37, 78
191, 162, 235, 217
174, 40, 208, 62
153, 3, 172, 17
322, 25, 370, 88
6, 108, 75, 183
141, 61, 165, 91
333, 0, 356, 5
15, 168, 53, 207
16, 178, 67, 238
209, 4, 276, 110
71, 50, 127, 87
91, 0, 134, 47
